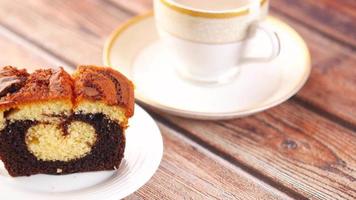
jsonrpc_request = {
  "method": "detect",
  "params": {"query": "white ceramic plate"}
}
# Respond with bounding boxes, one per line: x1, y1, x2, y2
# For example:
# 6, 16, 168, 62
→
0, 104, 163, 200
104, 12, 311, 120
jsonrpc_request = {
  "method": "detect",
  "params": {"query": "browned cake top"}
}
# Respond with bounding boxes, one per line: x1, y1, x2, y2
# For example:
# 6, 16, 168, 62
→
0, 66, 29, 98
0, 66, 134, 117
73, 66, 134, 117
0, 67, 73, 108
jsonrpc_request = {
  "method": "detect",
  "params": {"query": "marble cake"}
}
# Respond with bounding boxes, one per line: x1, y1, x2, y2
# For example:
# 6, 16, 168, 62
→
0, 65, 134, 177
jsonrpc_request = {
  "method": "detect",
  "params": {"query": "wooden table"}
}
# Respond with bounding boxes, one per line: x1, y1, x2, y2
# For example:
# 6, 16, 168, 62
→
0, 0, 355, 199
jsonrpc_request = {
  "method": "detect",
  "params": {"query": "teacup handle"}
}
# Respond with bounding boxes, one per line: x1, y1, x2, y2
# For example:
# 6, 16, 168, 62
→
240, 23, 281, 63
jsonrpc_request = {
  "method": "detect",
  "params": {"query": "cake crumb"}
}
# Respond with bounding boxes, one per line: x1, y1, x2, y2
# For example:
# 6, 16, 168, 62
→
56, 168, 63, 173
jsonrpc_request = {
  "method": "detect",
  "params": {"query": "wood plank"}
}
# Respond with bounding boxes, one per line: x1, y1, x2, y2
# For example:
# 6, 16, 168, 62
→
107, 0, 152, 13
0, 0, 354, 199
151, 102, 356, 200
0, 0, 130, 65
106, 0, 152, 14
270, 0, 356, 49
293, 26, 356, 127
0, 27, 53, 68
127, 123, 290, 200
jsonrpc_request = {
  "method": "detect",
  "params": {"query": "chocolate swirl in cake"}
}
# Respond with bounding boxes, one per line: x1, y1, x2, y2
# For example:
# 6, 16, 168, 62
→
0, 113, 125, 176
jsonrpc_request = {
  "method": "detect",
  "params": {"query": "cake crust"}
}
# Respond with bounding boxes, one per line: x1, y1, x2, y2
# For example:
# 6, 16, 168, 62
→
0, 67, 73, 109
73, 66, 134, 117
0, 66, 29, 98
0, 66, 134, 117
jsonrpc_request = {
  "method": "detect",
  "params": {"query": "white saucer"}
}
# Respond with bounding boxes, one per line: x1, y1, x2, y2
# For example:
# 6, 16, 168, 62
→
0, 105, 163, 200
104, 12, 311, 120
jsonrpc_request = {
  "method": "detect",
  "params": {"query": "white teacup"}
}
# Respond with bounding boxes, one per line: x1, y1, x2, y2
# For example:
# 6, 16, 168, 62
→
154, 0, 281, 84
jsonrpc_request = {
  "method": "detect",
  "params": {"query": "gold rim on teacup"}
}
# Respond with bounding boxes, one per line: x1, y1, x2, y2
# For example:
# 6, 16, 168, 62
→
160, 0, 268, 19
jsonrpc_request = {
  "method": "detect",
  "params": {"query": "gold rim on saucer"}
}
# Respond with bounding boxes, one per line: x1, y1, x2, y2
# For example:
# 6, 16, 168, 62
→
103, 12, 311, 120
160, 0, 268, 19
104, 12, 153, 68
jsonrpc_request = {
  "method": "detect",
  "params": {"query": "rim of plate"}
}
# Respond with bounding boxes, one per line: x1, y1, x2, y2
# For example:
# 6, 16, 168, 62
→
103, 12, 311, 120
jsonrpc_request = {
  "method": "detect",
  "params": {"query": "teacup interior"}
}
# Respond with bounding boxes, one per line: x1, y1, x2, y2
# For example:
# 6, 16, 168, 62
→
171, 0, 253, 11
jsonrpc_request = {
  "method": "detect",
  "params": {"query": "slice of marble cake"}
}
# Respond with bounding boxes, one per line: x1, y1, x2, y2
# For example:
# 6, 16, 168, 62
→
0, 66, 134, 177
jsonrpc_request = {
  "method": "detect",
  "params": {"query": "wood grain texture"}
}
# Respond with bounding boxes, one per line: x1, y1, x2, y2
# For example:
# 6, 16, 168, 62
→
271, 0, 356, 49
292, 23, 356, 127
107, 0, 152, 13
127, 123, 289, 200
152, 102, 356, 200
0, 27, 53, 68
0, 0, 130, 65
106, 0, 152, 14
